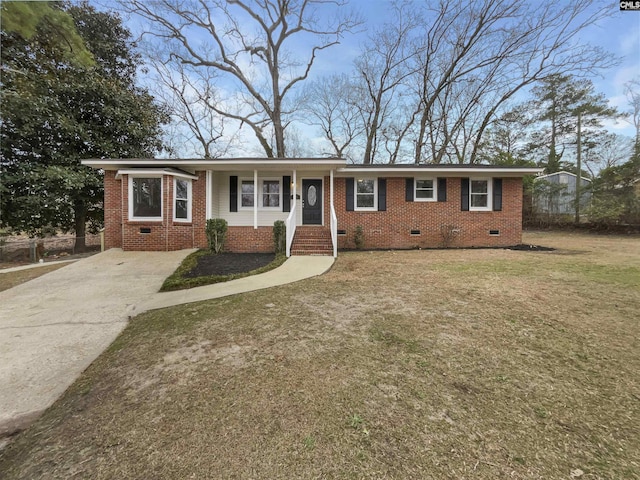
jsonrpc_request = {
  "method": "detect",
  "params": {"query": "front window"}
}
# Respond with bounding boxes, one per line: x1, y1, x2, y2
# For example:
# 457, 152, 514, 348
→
415, 179, 435, 201
240, 178, 281, 209
241, 180, 254, 207
470, 179, 491, 210
356, 178, 377, 210
262, 180, 280, 208
131, 177, 162, 219
174, 178, 191, 221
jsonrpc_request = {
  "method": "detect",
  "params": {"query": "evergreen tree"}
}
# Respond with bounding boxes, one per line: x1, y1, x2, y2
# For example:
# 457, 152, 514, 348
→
526, 74, 619, 174
1, 2, 168, 250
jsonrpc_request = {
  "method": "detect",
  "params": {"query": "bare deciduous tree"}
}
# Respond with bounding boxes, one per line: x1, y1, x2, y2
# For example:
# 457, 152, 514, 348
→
354, 2, 420, 164
582, 132, 632, 177
122, 0, 361, 158
624, 78, 640, 148
304, 0, 617, 165
302, 74, 364, 159
150, 58, 233, 158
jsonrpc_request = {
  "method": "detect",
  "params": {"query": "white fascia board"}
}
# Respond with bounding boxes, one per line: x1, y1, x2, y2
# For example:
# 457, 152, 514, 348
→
83, 158, 346, 172
115, 168, 199, 180
336, 167, 544, 177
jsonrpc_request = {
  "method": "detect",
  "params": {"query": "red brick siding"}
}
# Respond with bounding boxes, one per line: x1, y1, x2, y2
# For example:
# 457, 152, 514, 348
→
104, 171, 210, 251
331, 176, 523, 249
103, 171, 523, 252
103, 170, 123, 249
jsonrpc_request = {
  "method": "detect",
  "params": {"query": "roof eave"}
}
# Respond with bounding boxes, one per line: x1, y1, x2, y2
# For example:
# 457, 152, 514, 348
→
82, 157, 347, 171
336, 166, 544, 177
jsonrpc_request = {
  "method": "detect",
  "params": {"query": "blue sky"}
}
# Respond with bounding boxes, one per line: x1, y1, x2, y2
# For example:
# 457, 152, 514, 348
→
585, 6, 640, 135
113, 0, 640, 154
314, 1, 640, 136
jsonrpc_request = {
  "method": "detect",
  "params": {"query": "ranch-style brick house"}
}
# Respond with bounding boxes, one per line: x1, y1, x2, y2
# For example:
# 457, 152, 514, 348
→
82, 158, 543, 256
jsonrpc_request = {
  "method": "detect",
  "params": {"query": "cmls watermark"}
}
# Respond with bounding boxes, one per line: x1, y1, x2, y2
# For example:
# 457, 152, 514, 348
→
620, 1, 640, 10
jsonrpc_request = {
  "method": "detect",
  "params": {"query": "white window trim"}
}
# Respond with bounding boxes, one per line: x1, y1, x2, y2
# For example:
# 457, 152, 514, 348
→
239, 177, 282, 210
470, 177, 492, 211
260, 177, 282, 210
128, 175, 163, 222
239, 177, 256, 210
355, 178, 378, 211
173, 177, 192, 222
414, 178, 437, 202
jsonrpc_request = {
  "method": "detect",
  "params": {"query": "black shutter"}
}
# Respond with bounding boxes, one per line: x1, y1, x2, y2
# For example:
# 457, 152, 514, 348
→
378, 178, 387, 211
437, 178, 447, 202
230, 175, 238, 212
493, 178, 503, 211
461, 177, 470, 211
283, 176, 291, 212
346, 177, 354, 211
405, 178, 414, 201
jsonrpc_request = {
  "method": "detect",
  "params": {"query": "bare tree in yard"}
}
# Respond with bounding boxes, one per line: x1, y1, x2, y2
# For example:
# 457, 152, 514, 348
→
354, 2, 420, 164
410, 0, 617, 164
150, 59, 234, 158
302, 74, 365, 159
625, 78, 640, 149
582, 132, 633, 178
123, 0, 361, 158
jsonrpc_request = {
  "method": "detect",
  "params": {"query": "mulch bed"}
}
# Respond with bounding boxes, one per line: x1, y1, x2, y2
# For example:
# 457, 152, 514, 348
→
508, 244, 555, 252
185, 252, 276, 278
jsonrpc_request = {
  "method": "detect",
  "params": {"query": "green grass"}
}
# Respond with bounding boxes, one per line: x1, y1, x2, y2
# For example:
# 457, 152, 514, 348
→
1, 232, 639, 479
159, 250, 288, 291
0, 263, 68, 292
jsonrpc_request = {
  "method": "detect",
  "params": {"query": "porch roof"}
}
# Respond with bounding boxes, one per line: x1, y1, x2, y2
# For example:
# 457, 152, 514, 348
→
82, 158, 542, 177
82, 157, 346, 172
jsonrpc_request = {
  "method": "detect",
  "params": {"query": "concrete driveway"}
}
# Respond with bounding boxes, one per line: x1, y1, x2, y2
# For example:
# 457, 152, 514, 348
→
0, 249, 192, 437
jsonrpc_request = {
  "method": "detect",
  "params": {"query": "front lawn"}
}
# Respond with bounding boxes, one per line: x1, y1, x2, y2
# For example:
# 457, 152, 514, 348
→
1, 232, 639, 479
0, 264, 68, 293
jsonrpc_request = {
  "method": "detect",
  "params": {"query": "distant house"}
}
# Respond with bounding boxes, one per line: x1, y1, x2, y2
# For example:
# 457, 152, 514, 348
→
82, 158, 542, 256
534, 171, 591, 216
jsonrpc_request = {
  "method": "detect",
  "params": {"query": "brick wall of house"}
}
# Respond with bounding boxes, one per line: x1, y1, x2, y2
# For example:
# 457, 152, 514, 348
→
104, 171, 523, 252
226, 227, 275, 253
104, 171, 209, 251
330, 176, 523, 249
104, 170, 123, 249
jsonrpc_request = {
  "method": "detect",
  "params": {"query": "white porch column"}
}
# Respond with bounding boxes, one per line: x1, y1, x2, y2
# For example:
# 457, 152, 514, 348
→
205, 170, 213, 220
292, 170, 297, 215
253, 169, 258, 229
330, 169, 334, 209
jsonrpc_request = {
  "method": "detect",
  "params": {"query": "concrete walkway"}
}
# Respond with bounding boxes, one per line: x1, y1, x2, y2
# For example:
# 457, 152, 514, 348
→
136, 255, 334, 313
0, 249, 333, 438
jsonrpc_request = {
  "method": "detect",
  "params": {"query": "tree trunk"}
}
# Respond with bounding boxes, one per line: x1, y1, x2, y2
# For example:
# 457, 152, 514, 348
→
575, 111, 581, 225
74, 200, 87, 253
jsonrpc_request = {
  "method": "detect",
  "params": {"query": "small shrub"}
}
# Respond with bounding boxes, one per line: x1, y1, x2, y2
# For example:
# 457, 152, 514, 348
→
439, 224, 459, 248
273, 220, 286, 254
206, 218, 228, 253
354, 226, 364, 250
586, 194, 626, 228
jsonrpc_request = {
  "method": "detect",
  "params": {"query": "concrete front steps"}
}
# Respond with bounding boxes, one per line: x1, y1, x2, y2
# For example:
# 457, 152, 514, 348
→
290, 226, 333, 256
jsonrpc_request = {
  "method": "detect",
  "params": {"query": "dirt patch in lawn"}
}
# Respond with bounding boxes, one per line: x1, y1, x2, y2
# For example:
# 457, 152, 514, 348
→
184, 252, 276, 277
1, 232, 639, 479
